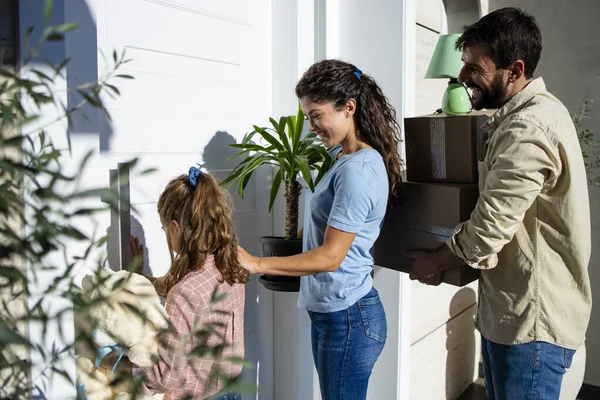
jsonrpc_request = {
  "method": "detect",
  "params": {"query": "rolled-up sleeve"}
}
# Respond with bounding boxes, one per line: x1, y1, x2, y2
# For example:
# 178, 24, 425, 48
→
446, 118, 559, 269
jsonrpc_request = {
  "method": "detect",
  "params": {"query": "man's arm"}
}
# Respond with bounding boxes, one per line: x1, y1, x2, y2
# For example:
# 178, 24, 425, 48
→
410, 119, 558, 283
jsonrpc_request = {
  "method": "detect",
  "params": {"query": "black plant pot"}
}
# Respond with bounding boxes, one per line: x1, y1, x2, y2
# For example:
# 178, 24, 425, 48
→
258, 236, 302, 292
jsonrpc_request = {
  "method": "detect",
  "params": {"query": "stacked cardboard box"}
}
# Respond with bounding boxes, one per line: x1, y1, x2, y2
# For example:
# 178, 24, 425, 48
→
374, 112, 491, 286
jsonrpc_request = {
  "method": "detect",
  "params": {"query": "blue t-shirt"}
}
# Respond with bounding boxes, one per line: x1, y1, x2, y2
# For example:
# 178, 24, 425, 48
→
298, 145, 389, 313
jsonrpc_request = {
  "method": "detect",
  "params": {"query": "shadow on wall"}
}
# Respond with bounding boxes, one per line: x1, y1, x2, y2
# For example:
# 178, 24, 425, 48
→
446, 286, 477, 399
50, 0, 115, 151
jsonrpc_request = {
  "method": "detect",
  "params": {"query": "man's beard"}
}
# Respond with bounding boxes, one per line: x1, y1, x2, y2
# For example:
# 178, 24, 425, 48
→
471, 74, 508, 110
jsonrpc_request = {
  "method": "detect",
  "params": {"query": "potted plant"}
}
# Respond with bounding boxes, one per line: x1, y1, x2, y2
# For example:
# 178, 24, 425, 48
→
222, 104, 333, 291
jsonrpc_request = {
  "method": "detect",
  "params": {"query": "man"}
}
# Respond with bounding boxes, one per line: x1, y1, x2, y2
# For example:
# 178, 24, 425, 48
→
408, 7, 592, 399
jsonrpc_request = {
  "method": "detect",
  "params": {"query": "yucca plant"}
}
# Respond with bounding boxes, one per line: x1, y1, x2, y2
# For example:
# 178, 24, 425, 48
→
222, 104, 334, 241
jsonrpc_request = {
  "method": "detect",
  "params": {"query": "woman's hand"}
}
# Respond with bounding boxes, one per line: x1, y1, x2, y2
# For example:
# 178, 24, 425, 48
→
237, 245, 261, 274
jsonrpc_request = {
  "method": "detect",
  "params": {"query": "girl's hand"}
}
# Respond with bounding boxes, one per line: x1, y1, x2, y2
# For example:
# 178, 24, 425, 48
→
237, 245, 261, 274
130, 236, 144, 274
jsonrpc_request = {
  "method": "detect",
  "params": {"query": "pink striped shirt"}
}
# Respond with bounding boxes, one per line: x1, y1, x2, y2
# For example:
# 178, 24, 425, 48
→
144, 255, 245, 399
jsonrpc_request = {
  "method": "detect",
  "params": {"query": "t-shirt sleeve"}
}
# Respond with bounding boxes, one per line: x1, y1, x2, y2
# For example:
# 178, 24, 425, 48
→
327, 161, 380, 234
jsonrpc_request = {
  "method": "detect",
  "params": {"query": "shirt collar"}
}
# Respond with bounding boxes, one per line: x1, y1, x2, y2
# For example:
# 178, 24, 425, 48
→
486, 77, 547, 130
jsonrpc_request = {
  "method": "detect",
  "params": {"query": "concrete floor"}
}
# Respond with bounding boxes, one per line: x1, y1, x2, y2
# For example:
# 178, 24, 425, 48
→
457, 379, 486, 400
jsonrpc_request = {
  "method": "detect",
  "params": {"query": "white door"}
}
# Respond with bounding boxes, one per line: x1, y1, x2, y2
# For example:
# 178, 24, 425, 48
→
94, 1, 274, 398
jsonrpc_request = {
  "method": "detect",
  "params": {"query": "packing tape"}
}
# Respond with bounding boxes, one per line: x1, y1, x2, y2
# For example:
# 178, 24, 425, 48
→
430, 118, 446, 179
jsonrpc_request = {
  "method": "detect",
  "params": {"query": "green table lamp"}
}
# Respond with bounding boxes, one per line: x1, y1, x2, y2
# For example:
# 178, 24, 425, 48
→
425, 33, 471, 115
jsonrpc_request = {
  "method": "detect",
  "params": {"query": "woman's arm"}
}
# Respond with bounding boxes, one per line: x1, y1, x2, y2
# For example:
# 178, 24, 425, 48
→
239, 159, 379, 276
239, 225, 356, 276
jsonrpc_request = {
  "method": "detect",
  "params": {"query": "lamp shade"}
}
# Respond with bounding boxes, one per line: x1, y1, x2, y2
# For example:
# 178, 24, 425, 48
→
425, 33, 464, 79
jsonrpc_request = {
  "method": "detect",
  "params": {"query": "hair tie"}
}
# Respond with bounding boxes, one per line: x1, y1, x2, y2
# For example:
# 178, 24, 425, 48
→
188, 166, 202, 187
354, 68, 363, 80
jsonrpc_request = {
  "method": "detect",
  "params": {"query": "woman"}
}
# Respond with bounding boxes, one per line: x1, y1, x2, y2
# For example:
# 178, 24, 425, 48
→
239, 59, 403, 400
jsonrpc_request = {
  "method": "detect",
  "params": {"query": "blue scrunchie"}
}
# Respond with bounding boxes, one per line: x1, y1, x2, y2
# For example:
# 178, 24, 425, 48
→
354, 68, 363, 79
188, 166, 201, 187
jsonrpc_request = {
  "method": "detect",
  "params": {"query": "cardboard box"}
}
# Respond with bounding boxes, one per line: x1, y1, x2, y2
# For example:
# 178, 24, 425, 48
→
373, 182, 481, 287
374, 227, 480, 287
404, 113, 491, 183
396, 182, 479, 233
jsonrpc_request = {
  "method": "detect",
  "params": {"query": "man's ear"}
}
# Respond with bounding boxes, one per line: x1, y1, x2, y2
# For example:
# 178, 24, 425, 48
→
509, 60, 526, 82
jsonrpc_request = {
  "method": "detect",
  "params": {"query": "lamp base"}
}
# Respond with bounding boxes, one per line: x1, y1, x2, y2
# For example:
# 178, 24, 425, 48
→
442, 80, 471, 115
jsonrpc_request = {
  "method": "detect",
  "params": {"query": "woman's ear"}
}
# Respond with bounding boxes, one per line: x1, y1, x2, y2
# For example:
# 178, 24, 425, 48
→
345, 98, 357, 117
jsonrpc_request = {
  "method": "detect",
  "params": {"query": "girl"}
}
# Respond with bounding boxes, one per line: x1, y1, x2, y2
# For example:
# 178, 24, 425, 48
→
134, 167, 249, 400
239, 59, 403, 400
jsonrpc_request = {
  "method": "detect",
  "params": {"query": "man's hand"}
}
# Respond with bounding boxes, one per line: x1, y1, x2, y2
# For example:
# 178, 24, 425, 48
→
406, 249, 443, 286
237, 245, 261, 274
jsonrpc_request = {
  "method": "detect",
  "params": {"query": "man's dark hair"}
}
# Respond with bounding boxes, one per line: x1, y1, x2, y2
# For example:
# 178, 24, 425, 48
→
455, 7, 542, 79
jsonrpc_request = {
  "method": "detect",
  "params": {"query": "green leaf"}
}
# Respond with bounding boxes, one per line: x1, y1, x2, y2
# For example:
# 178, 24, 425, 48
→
0, 320, 31, 346
253, 125, 284, 152
229, 155, 266, 197
269, 169, 282, 211
277, 154, 289, 184
105, 84, 121, 96
274, 119, 292, 154
269, 117, 279, 131
294, 103, 305, 151
45, 32, 64, 42
77, 89, 102, 108
116, 74, 135, 80
296, 156, 314, 191
279, 116, 287, 132
286, 116, 296, 150
241, 130, 258, 145
44, 0, 53, 23
54, 23, 79, 33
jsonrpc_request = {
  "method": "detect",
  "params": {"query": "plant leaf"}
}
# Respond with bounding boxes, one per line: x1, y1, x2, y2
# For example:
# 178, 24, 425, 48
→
54, 23, 79, 33
44, 0, 53, 23
269, 169, 282, 211
253, 125, 284, 152
296, 156, 314, 191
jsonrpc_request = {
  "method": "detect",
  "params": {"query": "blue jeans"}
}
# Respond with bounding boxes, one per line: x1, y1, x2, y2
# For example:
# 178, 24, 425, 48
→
309, 287, 387, 400
481, 336, 576, 400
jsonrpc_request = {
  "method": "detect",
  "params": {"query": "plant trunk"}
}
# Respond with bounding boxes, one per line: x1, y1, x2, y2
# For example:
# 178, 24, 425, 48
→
284, 180, 302, 240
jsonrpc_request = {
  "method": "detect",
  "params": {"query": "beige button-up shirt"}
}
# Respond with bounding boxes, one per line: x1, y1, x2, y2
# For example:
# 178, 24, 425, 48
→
447, 78, 592, 349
